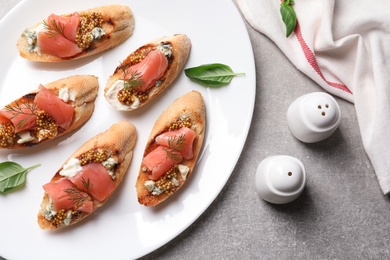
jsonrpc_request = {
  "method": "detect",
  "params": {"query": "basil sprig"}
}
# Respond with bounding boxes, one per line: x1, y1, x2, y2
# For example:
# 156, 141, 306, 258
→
280, 0, 297, 37
184, 63, 245, 88
0, 161, 40, 193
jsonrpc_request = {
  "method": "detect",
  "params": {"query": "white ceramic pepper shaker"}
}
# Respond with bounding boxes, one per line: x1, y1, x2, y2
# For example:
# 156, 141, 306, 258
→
255, 155, 306, 204
287, 92, 341, 143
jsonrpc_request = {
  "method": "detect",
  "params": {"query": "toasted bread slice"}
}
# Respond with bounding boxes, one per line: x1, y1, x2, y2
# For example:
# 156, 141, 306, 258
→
38, 120, 137, 230
0, 75, 98, 149
136, 91, 206, 206
104, 34, 191, 111
17, 5, 134, 62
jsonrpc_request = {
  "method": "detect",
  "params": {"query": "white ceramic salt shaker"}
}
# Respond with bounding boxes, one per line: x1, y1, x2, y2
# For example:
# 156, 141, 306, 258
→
255, 155, 306, 204
287, 92, 341, 143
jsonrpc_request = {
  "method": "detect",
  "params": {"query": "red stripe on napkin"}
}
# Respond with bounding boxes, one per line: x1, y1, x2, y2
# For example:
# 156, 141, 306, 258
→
294, 20, 352, 94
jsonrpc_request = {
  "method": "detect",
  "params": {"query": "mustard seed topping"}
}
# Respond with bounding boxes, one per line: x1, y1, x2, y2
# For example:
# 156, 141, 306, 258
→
50, 209, 79, 227
51, 209, 66, 227
127, 46, 155, 66
75, 12, 104, 50
168, 117, 193, 131
78, 148, 110, 166
155, 166, 179, 195
0, 122, 15, 147
118, 88, 148, 105
35, 110, 58, 141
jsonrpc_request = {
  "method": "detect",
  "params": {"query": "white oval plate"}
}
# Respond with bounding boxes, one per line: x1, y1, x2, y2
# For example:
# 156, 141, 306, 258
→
0, 0, 255, 259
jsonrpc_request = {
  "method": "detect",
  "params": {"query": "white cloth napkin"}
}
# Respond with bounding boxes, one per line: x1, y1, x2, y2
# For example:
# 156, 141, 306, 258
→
236, 0, 390, 194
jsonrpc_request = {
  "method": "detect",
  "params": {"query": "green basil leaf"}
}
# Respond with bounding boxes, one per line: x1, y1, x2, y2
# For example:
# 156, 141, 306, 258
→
280, 3, 297, 37
0, 161, 40, 193
184, 63, 245, 88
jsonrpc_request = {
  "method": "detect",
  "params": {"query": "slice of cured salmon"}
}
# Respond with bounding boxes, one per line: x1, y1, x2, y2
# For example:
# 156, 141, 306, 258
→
142, 145, 183, 181
69, 163, 116, 202
37, 13, 82, 58
126, 49, 168, 92
34, 85, 74, 130
0, 102, 38, 133
155, 127, 197, 160
43, 178, 94, 213
0, 114, 10, 124
37, 33, 82, 58
47, 13, 80, 41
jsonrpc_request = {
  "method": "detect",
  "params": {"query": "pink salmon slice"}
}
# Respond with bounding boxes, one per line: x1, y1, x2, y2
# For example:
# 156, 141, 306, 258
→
69, 163, 116, 202
125, 49, 168, 92
142, 145, 183, 181
34, 84, 74, 130
43, 178, 94, 213
155, 127, 196, 160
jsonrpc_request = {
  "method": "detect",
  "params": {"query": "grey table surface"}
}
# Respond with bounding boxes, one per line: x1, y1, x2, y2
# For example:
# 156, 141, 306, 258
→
2, 1, 390, 260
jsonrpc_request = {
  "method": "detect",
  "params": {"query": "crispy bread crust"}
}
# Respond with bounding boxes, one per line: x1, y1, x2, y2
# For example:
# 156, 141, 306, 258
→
2, 75, 98, 149
38, 120, 137, 230
17, 5, 134, 62
104, 34, 191, 111
136, 91, 206, 206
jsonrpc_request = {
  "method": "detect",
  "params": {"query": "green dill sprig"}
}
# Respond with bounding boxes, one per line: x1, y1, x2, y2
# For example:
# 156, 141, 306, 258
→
167, 134, 186, 151
162, 134, 186, 161
64, 182, 91, 208
81, 177, 92, 191
163, 148, 182, 162
121, 65, 144, 90
4, 101, 38, 129
42, 19, 66, 39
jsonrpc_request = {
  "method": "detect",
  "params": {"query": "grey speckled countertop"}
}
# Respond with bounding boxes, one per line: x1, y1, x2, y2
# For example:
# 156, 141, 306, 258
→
2, 1, 390, 259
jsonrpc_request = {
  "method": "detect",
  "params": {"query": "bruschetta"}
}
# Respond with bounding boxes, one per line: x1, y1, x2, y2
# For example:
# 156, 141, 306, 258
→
17, 5, 134, 62
104, 34, 191, 111
38, 120, 137, 230
136, 91, 206, 206
0, 75, 98, 149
